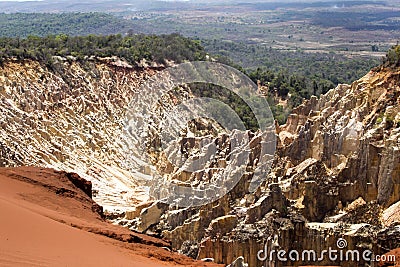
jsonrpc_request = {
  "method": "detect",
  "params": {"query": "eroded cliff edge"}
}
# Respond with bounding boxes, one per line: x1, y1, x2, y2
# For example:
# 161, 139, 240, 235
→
0, 58, 159, 211
0, 57, 399, 266
140, 66, 400, 266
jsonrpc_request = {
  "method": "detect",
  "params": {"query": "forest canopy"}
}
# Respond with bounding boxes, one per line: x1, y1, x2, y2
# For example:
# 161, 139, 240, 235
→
0, 13, 131, 37
0, 33, 207, 65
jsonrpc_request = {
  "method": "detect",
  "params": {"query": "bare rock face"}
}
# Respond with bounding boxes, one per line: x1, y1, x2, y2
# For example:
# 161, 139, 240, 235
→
277, 68, 400, 211
245, 184, 288, 223
0, 58, 159, 212
153, 67, 400, 266
208, 215, 238, 237
137, 202, 168, 232
1, 58, 399, 267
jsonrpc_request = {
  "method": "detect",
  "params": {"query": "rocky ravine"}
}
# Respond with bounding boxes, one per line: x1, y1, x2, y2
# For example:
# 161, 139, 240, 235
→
0, 57, 160, 212
0, 58, 399, 266
133, 66, 400, 266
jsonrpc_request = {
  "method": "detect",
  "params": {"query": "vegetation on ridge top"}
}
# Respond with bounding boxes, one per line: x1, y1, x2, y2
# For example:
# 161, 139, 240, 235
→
385, 45, 400, 68
0, 33, 393, 125
0, 33, 207, 65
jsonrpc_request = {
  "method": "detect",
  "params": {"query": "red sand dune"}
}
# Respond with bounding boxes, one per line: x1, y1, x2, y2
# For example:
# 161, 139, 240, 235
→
0, 167, 222, 267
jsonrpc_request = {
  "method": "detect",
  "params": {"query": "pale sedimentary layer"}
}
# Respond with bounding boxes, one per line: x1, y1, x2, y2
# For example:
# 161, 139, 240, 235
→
0, 58, 159, 211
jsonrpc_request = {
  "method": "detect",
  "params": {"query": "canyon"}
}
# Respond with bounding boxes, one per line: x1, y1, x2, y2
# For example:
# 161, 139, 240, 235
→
0, 57, 399, 266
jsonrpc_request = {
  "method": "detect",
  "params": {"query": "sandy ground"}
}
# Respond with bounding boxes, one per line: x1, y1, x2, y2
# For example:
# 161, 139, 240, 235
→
0, 167, 222, 267
378, 248, 400, 267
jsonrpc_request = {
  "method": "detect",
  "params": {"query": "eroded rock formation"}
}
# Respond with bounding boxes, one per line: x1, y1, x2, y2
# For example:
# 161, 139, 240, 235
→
0, 57, 159, 211
0, 57, 399, 266
146, 66, 400, 266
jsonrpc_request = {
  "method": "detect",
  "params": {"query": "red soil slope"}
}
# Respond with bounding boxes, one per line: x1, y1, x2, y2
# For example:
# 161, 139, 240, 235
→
0, 167, 222, 267
378, 248, 400, 267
